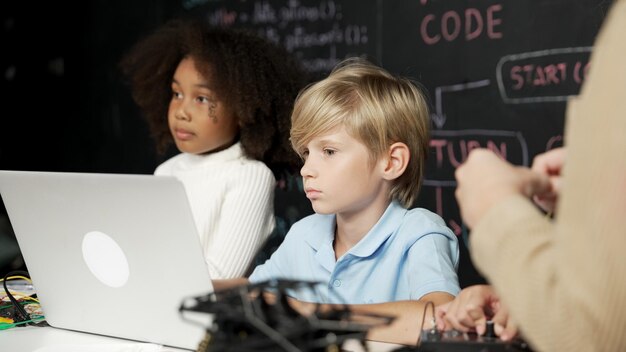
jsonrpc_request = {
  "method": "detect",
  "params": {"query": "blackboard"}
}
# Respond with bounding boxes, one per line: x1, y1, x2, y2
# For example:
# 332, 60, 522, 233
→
0, 0, 613, 285
181, 0, 611, 286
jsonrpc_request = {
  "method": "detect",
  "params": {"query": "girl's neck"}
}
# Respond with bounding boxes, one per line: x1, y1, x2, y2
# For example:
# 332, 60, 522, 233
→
198, 136, 239, 156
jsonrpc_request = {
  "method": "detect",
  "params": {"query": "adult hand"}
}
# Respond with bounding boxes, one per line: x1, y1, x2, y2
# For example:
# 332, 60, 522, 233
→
435, 285, 518, 340
531, 147, 566, 213
455, 149, 551, 229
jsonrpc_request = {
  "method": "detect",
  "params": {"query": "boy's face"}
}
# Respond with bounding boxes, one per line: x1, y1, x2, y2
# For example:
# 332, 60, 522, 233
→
300, 125, 388, 216
168, 57, 239, 154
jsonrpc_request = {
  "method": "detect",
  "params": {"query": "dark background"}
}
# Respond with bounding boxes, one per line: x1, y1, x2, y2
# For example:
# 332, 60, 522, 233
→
0, 0, 613, 287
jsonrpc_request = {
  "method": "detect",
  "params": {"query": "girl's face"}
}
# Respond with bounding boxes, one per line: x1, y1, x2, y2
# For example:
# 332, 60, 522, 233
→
168, 57, 239, 154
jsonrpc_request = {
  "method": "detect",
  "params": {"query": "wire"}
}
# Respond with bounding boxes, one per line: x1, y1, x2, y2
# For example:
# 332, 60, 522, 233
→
2, 290, 39, 303
0, 275, 37, 303
0, 275, 33, 283
0, 301, 37, 311
0, 317, 46, 330
417, 301, 436, 345
2, 271, 34, 324
1, 291, 39, 303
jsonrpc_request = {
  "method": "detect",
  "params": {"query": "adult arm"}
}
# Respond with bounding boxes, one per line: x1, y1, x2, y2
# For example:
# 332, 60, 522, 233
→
465, 2, 626, 350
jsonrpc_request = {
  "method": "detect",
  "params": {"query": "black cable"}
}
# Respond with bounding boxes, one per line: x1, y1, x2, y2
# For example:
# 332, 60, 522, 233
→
2, 270, 32, 324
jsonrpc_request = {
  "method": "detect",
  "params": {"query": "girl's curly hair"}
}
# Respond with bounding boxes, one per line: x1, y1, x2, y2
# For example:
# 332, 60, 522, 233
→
120, 19, 308, 177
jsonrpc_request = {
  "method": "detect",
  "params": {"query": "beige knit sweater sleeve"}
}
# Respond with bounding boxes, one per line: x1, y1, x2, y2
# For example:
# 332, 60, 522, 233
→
470, 1, 626, 351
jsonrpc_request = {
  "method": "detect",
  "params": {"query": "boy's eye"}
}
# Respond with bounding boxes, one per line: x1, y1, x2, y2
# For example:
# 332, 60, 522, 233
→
323, 148, 336, 156
196, 96, 209, 104
300, 149, 309, 160
172, 91, 182, 99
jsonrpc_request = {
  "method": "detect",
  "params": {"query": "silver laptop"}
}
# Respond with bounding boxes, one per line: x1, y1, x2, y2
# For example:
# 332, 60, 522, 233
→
0, 170, 214, 350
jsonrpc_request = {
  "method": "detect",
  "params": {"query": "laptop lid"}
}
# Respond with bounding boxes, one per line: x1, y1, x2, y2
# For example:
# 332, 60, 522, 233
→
0, 170, 214, 350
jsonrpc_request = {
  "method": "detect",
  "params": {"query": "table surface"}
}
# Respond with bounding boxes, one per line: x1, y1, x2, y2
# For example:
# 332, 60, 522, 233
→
0, 326, 187, 352
0, 325, 404, 352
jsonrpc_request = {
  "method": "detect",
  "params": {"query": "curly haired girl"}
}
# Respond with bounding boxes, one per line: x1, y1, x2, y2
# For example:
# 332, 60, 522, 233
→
121, 19, 307, 279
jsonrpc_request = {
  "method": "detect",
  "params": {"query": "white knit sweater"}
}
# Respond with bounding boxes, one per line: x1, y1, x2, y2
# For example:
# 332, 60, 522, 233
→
155, 142, 275, 279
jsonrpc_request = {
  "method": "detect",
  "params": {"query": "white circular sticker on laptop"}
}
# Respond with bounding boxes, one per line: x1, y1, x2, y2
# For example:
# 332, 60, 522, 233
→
82, 231, 130, 287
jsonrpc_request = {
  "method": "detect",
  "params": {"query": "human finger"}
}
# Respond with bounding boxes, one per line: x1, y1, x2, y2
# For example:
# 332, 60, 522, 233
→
441, 295, 487, 332
440, 297, 472, 332
455, 150, 518, 228
492, 304, 518, 340
520, 167, 552, 199
531, 147, 566, 176
463, 304, 488, 334
435, 302, 451, 330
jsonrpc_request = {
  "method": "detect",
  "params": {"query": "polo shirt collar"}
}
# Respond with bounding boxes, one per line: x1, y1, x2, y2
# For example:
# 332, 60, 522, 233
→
304, 214, 336, 272
348, 201, 406, 257
303, 201, 407, 258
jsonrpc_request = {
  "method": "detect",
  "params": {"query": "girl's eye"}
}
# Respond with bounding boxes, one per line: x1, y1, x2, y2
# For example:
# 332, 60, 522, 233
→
323, 148, 336, 156
197, 96, 209, 104
172, 91, 182, 99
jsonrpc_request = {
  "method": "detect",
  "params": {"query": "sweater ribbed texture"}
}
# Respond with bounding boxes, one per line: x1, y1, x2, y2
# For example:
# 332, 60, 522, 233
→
155, 142, 275, 279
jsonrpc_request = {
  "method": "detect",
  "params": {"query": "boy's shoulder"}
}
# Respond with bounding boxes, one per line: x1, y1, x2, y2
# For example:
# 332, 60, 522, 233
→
400, 207, 454, 238
404, 207, 447, 226
283, 212, 334, 245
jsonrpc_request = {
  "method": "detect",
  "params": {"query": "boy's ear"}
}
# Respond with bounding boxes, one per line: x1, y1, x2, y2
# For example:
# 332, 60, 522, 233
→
381, 142, 410, 181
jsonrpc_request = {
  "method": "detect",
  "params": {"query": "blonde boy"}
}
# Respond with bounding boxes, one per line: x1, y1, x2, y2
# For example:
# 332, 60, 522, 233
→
217, 59, 460, 344
249, 59, 460, 304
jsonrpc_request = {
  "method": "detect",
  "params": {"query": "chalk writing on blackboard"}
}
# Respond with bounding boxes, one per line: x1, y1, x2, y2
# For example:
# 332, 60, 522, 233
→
431, 79, 491, 129
418, 1, 504, 46
496, 47, 593, 104
426, 129, 529, 183
423, 129, 529, 235
198, 0, 375, 75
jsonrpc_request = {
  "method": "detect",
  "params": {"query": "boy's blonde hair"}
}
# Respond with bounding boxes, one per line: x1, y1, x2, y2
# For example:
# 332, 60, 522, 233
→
291, 58, 430, 208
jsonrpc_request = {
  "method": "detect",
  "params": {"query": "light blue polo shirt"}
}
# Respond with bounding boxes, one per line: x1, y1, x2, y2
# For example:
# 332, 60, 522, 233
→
248, 201, 460, 304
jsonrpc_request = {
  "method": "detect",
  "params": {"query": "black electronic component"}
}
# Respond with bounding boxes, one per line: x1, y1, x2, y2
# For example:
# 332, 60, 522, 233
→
180, 279, 394, 352
414, 328, 533, 352
484, 320, 497, 338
